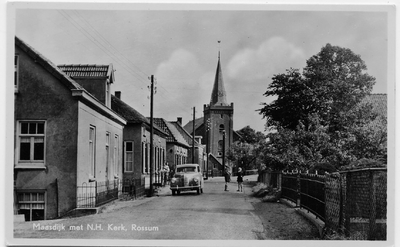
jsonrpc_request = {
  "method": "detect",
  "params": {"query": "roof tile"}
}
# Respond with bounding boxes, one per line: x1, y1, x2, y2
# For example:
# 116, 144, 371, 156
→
58, 64, 110, 77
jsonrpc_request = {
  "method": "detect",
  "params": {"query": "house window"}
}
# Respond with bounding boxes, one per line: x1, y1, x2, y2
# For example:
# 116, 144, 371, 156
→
155, 147, 158, 172
15, 55, 19, 92
162, 149, 165, 166
145, 143, 149, 173
142, 142, 145, 173
125, 141, 134, 172
17, 121, 46, 168
17, 191, 46, 221
106, 132, 110, 179
114, 135, 119, 178
89, 126, 96, 178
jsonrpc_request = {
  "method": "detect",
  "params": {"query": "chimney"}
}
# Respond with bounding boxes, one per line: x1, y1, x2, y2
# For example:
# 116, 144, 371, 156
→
115, 91, 121, 99
177, 117, 182, 125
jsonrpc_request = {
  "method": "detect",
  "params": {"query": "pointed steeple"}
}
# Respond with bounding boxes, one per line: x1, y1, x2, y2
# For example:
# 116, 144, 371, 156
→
210, 55, 228, 106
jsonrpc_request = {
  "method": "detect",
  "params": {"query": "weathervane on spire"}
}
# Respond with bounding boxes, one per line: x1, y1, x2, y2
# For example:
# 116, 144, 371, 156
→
218, 40, 221, 60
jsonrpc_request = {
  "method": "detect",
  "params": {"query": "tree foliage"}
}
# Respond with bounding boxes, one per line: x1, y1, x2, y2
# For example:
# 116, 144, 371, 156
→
259, 43, 376, 132
258, 44, 385, 171
226, 126, 266, 170
236, 125, 266, 144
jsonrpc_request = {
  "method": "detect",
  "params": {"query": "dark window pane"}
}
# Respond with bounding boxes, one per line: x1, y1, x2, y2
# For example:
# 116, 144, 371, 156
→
34, 143, 44, 160
126, 142, 133, 151
21, 123, 29, 134
37, 123, 44, 134
20, 143, 31, 160
18, 209, 31, 221
29, 123, 36, 134
32, 209, 44, 221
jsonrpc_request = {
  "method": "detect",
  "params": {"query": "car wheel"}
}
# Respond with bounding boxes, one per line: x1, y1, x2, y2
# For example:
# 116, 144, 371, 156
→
177, 190, 181, 195
172, 190, 176, 196
197, 188, 200, 195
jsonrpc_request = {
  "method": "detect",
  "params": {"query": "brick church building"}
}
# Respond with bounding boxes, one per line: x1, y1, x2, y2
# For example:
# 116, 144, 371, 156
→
184, 53, 240, 175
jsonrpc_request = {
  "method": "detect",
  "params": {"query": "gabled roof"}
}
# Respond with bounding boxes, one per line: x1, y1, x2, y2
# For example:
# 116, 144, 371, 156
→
111, 95, 149, 124
58, 64, 115, 82
15, 36, 126, 126
171, 121, 200, 147
15, 36, 84, 91
183, 117, 204, 135
209, 153, 222, 166
153, 118, 190, 148
233, 130, 242, 141
111, 95, 167, 136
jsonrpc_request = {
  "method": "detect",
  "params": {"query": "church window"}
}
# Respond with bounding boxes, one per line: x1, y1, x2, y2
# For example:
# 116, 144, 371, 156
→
218, 140, 223, 152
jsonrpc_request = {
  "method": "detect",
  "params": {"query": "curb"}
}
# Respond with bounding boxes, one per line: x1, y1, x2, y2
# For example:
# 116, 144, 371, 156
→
280, 198, 325, 238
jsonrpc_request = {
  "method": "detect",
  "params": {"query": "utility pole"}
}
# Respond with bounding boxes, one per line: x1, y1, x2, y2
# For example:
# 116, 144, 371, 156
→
205, 118, 210, 180
148, 75, 156, 197
192, 107, 195, 164
222, 130, 226, 170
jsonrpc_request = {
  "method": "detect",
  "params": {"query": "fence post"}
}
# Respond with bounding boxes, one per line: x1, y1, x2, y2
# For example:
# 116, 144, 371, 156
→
95, 181, 98, 207
278, 171, 282, 190
344, 172, 351, 237
338, 174, 344, 234
296, 172, 301, 207
368, 170, 377, 240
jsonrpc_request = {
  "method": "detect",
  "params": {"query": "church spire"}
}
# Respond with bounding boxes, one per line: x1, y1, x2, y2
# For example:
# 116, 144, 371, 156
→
210, 44, 228, 106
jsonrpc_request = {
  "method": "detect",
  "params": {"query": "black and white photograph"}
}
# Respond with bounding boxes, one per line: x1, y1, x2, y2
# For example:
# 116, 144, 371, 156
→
4, 1, 396, 246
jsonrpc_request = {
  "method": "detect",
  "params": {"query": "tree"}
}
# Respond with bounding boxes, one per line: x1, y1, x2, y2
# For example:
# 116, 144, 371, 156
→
226, 126, 266, 170
259, 44, 376, 132
226, 141, 258, 171
258, 44, 384, 170
236, 125, 266, 144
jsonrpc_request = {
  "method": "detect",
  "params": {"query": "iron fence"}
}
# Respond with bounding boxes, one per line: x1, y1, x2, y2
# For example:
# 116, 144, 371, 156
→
122, 177, 145, 199
277, 168, 387, 240
76, 179, 145, 208
281, 171, 299, 206
258, 170, 280, 188
299, 173, 325, 221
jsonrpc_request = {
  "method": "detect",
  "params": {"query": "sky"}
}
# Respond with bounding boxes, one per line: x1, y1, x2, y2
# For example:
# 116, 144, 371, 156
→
13, 4, 389, 133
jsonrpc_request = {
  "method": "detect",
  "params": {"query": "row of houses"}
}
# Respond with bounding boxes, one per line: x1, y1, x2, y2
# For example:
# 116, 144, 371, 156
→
13, 37, 207, 221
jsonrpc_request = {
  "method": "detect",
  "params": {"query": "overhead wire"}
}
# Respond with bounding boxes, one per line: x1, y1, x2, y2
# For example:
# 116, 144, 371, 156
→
58, 10, 148, 87
72, 10, 150, 81
58, 10, 193, 115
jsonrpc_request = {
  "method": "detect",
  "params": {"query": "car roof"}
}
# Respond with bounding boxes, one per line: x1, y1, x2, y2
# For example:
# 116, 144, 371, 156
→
176, 164, 199, 168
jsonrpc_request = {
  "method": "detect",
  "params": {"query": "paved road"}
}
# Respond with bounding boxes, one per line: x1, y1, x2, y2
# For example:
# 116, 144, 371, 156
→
14, 175, 265, 240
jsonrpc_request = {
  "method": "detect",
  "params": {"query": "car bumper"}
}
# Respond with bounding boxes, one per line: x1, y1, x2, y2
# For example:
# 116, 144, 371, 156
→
170, 185, 200, 191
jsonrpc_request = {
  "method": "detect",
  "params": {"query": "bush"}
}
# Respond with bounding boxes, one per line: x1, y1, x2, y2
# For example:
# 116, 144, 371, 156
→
309, 162, 337, 174
261, 189, 282, 202
252, 183, 273, 197
339, 158, 386, 171
252, 183, 282, 202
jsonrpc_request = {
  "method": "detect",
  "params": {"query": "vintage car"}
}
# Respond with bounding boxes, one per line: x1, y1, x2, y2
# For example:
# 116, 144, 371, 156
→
170, 164, 204, 195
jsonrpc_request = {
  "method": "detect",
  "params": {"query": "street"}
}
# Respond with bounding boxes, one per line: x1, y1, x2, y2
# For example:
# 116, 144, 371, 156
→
13, 175, 318, 240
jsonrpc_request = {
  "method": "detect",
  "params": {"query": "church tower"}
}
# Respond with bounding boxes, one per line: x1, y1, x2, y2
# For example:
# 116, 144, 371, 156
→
204, 52, 234, 170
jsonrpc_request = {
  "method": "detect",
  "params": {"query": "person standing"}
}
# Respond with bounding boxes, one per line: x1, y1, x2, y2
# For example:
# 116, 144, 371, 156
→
224, 166, 231, 191
237, 167, 244, 192
163, 163, 170, 186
